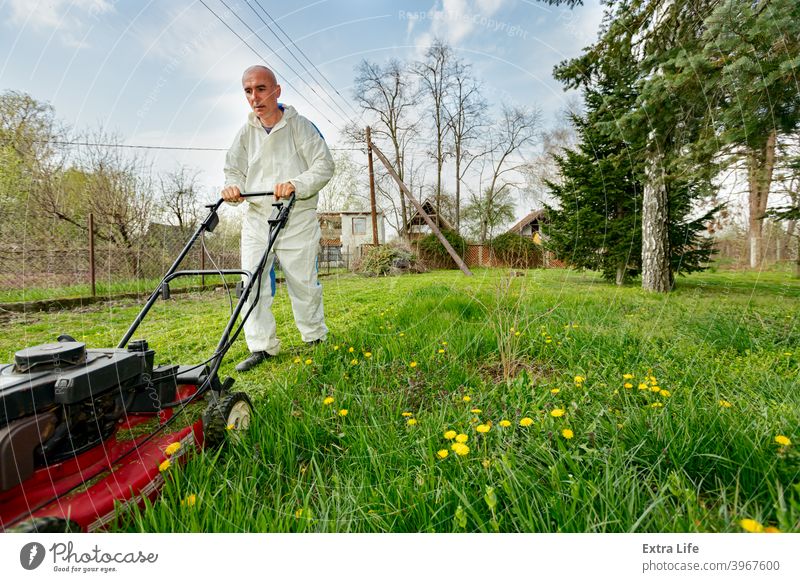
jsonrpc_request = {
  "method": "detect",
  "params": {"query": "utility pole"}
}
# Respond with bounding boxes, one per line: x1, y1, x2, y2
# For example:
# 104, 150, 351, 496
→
88, 213, 96, 297
366, 126, 379, 247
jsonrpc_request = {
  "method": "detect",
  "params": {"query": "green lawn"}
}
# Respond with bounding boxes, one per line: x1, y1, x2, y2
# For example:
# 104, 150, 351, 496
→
2, 267, 798, 532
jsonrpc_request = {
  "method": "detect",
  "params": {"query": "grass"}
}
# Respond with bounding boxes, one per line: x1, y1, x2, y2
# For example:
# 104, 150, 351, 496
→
1, 267, 798, 532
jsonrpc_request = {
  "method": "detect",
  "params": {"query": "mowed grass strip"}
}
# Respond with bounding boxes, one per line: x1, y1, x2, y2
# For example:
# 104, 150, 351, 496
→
1, 268, 798, 532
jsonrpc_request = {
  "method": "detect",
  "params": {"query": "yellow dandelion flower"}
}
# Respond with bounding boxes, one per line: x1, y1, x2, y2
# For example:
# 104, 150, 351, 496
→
519, 417, 534, 426
305, 358, 312, 365
364, 352, 372, 358
339, 409, 348, 417
441, 341, 448, 346
648, 376, 657, 384
638, 383, 648, 390
551, 388, 560, 395
407, 418, 417, 426
650, 402, 664, 408
719, 399, 732, 408
514, 331, 520, 337
438, 348, 445, 353
650, 386, 661, 392
545, 339, 552, 344
444, 430, 457, 440
561, 428, 574, 439
401, 412, 413, 417
624, 383, 633, 389
764, 526, 781, 533
293, 357, 302, 364
574, 375, 585, 384
499, 420, 511, 427
350, 359, 359, 365
476, 424, 490, 433
775, 435, 791, 446
623, 373, 634, 379
399, 332, 405, 337
462, 395, 471, 403
348, 347, 354, 353
437, 449, 449, 459
181, 494, 196, 508
455, 433, 468, 443
323, 396, 334, 405
470, 408, 482, 414
659, 389, 671, 397
451, 443, 470, 456
333, 345, 340, 351
409, 361, 417, 368
226, 423, 235, 431
739, 519, 764, 533
158, 459, 171, 472
164, 442, 181, 456
550, 408, 565, 418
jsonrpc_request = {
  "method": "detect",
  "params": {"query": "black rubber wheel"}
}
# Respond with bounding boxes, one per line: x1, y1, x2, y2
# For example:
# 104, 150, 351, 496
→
8, 516, 81, 533
202, 392, 253, 449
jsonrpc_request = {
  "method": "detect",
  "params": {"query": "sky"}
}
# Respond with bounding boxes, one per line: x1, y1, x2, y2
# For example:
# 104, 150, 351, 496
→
0, 0, 606, 225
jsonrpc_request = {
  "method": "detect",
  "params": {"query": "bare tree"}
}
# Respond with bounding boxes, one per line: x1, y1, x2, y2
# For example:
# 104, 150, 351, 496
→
469, 105, 541, 244
159, 165, 203, 231
414, 39, 454, 218
353, 58, 420, 236
444, 58, 485, 233
318, 150, 368, 212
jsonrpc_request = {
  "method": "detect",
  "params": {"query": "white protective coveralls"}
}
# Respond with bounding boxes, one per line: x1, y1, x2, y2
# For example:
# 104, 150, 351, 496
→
224, 104, 335, 355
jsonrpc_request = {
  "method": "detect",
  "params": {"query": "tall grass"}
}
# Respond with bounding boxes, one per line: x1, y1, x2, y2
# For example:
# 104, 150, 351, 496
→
1, 268, 798, 532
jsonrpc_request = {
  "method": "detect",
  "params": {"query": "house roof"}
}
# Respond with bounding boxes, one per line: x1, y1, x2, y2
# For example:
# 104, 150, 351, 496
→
508, 210, 547, 234
404, 199, 455, 231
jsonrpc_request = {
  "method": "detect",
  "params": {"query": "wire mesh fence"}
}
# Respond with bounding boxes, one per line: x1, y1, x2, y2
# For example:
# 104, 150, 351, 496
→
0, 220, 353, 304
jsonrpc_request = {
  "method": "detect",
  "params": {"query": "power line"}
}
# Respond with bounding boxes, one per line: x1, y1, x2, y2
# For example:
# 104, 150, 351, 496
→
46, 139, 360, 152
247, 0, 362, 120
196, 0, 339, 128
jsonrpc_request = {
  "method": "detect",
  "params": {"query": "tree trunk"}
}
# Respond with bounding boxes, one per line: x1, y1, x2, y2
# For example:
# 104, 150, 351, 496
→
454, 148, 461, 234
746, 129, 777, 269
641, 145, 671, 293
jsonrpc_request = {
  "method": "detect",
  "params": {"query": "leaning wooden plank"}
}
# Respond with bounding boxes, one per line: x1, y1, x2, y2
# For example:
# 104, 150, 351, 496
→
369, 141, 473, 277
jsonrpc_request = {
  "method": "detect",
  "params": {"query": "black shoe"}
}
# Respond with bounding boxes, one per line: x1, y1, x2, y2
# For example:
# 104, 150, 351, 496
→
306, 338, 325, 346
235, 351, 272, 372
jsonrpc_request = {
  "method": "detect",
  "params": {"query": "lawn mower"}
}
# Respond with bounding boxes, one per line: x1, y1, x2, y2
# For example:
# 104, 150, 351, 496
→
0, 192, 293, 532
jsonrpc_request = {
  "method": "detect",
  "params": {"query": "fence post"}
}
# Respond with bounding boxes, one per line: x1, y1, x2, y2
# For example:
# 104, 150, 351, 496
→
88, 213, 96, 297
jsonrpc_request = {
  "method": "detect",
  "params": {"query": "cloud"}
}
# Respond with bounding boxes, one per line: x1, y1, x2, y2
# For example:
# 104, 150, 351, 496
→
5, 0, 114, 46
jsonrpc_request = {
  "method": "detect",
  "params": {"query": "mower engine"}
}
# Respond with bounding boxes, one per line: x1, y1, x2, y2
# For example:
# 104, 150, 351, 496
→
0, 338, 178, 492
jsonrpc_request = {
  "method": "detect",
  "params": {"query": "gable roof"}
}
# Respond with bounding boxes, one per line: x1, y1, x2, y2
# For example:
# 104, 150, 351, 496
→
508, 210, 547, 234
404, 199, 455, 231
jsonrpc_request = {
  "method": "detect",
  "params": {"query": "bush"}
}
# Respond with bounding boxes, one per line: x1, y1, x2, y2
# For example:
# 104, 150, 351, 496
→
489, 232, 542, 268
355, 243, 426, 276
417, 230, 467, 269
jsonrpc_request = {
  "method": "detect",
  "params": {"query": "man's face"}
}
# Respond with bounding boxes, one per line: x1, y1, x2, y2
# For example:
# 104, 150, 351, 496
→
242, 69, 281, 122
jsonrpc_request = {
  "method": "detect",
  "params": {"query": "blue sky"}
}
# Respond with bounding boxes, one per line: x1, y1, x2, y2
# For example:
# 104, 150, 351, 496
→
1, 0, 604, 214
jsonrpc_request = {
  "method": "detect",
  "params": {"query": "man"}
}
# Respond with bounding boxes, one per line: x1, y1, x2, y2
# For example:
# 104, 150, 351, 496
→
222, 65, 335, 372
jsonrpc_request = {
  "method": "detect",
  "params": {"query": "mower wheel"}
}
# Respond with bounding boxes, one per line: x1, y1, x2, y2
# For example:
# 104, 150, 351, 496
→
202, 392, 253, 448
9, 517, 81, 533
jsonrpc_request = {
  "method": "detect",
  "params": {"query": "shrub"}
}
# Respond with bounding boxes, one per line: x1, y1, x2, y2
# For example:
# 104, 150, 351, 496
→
417, 230, 467, 269
489, 232, 542, 268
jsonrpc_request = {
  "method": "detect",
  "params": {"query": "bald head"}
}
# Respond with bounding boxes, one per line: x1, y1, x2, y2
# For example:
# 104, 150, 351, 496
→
242, 65, 277, 86
241, 65, 282, 126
